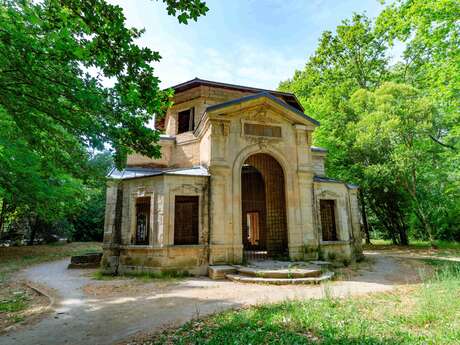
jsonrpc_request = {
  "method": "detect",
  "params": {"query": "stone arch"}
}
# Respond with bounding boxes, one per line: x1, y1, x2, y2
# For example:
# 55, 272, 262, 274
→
231, 144, 296, 259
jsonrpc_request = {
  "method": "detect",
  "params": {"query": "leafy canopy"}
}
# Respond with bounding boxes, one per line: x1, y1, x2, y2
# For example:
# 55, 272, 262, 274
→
280, 1, 459, 242
0, 0, 208, 168
0, 0, 208, 240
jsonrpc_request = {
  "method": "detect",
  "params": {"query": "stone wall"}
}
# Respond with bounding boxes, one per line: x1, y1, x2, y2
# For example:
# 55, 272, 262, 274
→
313, 181, 362, 262
104, 84, 363, 274
102, 173, 210, 275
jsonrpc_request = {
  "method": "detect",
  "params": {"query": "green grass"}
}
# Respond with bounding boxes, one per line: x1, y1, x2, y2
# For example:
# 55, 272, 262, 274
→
0, 242, 101, 326
146, 260, 460, 345
0, 242, 102, 282
367, 239, 460, 250
92, 269, 190, 282
0, 292, 29, 313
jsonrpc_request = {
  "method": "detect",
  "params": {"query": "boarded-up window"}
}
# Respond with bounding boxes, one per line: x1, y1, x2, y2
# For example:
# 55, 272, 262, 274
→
135, 197, 150, 245
174, 196, 199, 245
320, 199, 338, 241
177, 108, 195, 134
244, 123, 281, 138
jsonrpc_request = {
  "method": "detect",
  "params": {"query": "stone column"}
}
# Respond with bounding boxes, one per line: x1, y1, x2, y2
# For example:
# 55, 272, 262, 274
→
208, 165, 239, 264
292, 125, 317, 260
101, 180, 123, 274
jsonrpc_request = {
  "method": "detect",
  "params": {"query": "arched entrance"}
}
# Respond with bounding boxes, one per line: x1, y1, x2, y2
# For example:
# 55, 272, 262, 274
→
241, 153, 288, 260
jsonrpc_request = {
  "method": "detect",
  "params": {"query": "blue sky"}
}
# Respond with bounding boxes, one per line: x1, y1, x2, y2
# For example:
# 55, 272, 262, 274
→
111, 0, 387, 90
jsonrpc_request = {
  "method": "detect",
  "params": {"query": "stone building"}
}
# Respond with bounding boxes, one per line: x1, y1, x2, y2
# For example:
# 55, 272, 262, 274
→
102, 78, 363, 275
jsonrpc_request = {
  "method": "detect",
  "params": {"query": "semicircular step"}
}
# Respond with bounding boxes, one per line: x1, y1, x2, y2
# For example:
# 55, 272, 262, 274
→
225, 272, 334, 285
236, 266, 322, 279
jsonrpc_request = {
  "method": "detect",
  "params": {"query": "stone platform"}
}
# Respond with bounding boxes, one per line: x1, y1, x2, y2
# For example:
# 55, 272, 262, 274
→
208, 260, 334, 285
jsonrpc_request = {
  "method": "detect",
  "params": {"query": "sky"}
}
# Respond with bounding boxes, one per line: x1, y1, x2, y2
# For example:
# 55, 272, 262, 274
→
110, 0, 388, 90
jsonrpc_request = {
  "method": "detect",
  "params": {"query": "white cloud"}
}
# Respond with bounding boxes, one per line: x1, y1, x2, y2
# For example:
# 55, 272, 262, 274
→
108, 0, 305, 90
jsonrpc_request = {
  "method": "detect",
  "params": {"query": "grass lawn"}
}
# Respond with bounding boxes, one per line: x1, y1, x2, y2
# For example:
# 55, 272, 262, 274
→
138, 260, 460, 345
365, 239, 460, 250
0, 242, 101, 330
0, 241, 101, 282
364, 239, 460, 258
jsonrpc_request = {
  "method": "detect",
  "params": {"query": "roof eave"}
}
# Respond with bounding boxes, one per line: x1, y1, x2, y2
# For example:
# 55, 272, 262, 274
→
167, 78, 304, 112
206, 92, 320, 126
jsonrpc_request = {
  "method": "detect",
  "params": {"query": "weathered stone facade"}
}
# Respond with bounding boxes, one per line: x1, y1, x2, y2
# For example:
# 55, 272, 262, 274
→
102, 79, 363, 275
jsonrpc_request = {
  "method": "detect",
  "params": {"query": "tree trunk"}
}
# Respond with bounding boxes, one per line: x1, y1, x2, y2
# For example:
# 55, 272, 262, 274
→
28, 224, 37, 246
398, 225, 409, 246
0, 200, 6, 238
359, 189, 371, 244
29, 216, 40, 246
415, 205, 434, 247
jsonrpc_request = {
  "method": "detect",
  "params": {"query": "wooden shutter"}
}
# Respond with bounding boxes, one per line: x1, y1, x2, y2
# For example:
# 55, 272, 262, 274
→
174, 196, 199, 245
320, 200, 338, 241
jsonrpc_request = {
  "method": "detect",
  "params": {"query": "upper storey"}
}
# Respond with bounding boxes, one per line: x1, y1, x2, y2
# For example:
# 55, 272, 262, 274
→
127, 78, 326, 175
157, 78, 306, 138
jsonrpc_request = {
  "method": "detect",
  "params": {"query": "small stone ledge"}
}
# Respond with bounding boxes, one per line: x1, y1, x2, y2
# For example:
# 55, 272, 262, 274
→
208, 265, 237, 279
68, 253, 102, 269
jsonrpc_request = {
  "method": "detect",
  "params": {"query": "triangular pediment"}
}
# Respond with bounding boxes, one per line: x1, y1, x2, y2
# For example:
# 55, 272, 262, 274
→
206, 92, 319, 127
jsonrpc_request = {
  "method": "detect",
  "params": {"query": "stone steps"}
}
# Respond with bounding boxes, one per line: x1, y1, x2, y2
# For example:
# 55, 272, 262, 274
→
234, 266, 322, 279
208, 265, 237, 280
225, 272, 334, 285
209, 262, 335, 285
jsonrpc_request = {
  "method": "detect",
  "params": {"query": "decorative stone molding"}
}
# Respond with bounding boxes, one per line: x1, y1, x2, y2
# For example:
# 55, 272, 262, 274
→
169, 183, 204, 194
317, 189, 341, 199
210, 119, 231, 137
244, 107, 281, 124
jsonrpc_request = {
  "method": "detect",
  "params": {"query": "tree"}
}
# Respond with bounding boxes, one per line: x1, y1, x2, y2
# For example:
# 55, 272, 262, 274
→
0, 0, 208, 242
350, 82, 457, 244
68, 152, 113, 242
279, 13, 392, 243
280, 3, 460, 244
377, 0, 459, 167
0, 0, 208, 168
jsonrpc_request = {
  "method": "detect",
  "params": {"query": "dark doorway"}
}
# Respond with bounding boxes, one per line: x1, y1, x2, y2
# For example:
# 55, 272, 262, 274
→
242, 167, 267, 254
241, 153, 288, 260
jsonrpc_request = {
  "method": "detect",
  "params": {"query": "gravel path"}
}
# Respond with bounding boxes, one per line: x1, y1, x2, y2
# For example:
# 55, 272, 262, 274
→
0, 252, 420, 345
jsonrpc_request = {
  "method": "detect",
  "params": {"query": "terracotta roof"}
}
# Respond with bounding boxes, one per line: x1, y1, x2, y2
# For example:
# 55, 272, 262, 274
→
169, 78, 304, 112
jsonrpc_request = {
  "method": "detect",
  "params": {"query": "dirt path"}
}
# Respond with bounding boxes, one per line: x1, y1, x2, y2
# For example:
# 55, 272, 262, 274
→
0, 252, 422, 345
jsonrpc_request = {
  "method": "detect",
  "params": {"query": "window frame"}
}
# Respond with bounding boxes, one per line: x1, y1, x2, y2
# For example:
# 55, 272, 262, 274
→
173, 195, 200, 245
177, 107, 195, 134
319, 199, 339, 242
130, 194, 154, 246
